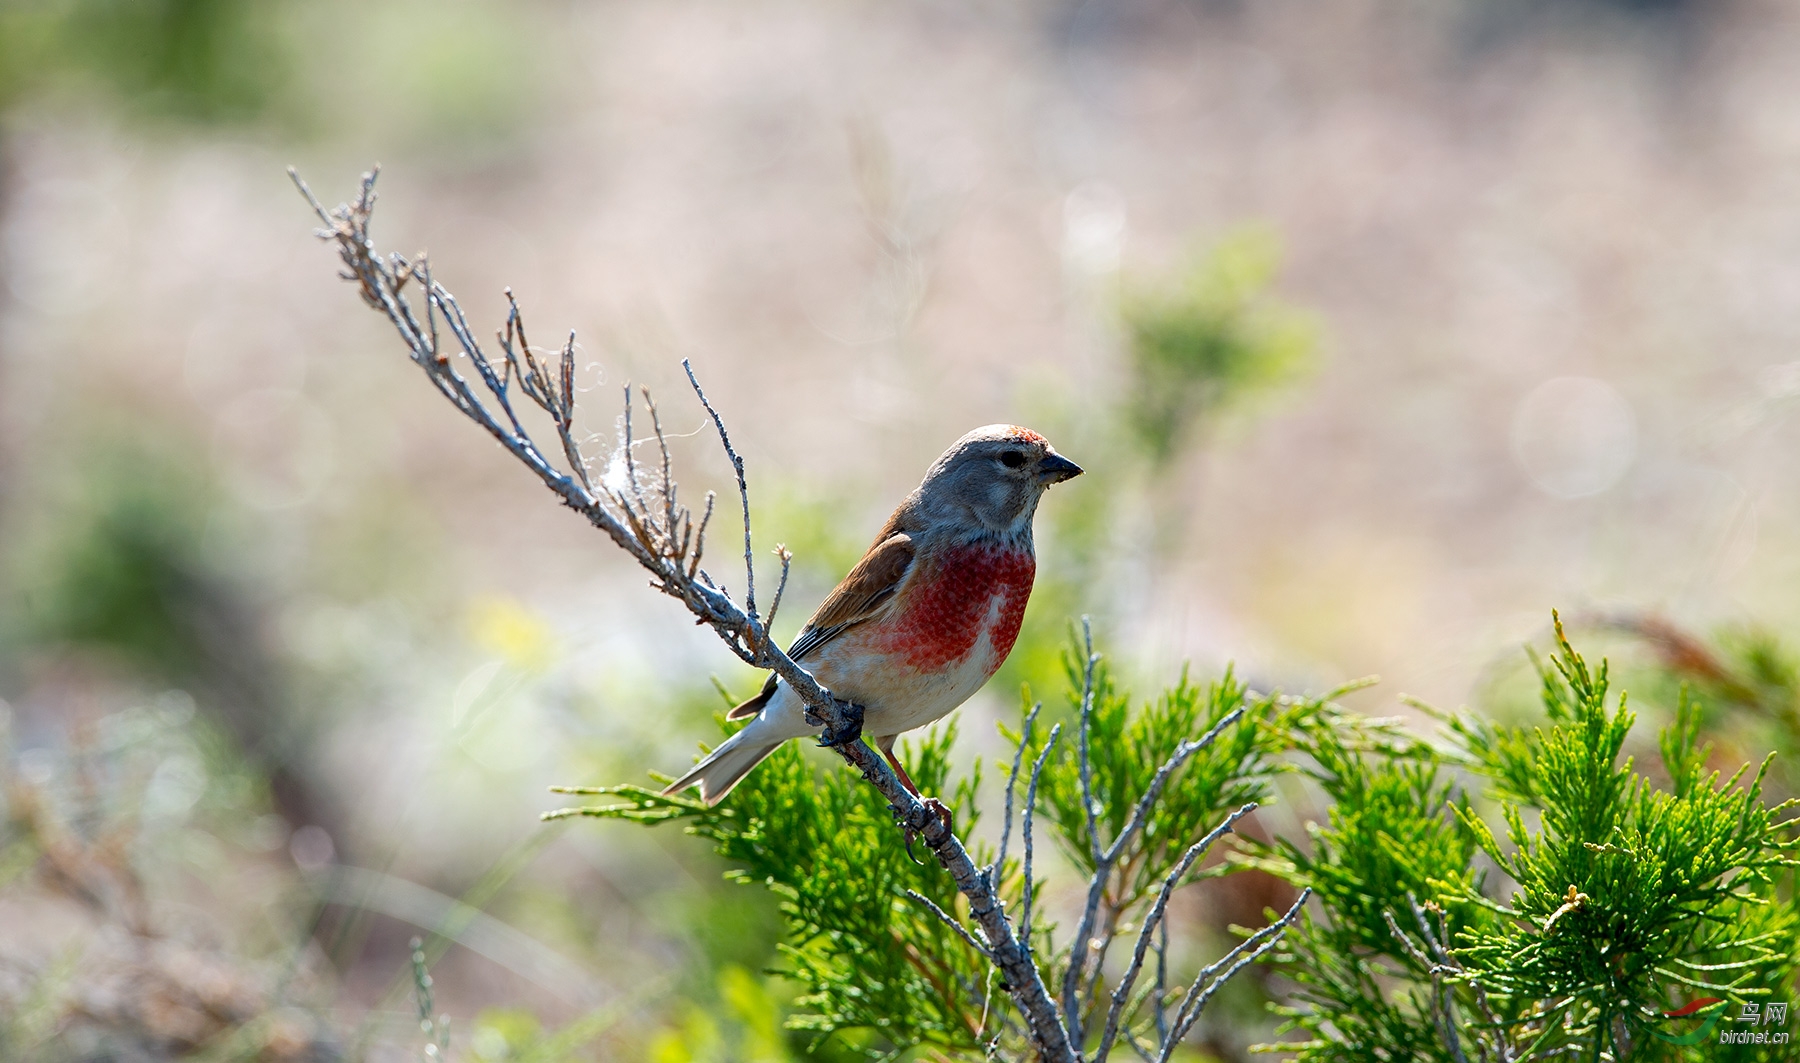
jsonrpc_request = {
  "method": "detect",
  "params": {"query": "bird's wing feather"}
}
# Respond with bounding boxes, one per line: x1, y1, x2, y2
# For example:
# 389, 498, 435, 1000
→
787, 531, 915, 663
725, 529, 915, 723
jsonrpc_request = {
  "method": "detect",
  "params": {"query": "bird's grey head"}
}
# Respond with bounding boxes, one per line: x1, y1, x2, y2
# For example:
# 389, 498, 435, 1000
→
914, 424, 1083, 539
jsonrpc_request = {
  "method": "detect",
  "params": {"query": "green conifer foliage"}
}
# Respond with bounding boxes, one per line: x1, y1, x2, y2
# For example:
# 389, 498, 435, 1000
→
1262, 617, 1800, 1062
549, 725, 989, 1057
549, 619, 1798, 1061
550, 634, 1313, 1060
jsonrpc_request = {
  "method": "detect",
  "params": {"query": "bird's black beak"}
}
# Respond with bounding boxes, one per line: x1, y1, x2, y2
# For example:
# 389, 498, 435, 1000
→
1038, 453, 1083, 485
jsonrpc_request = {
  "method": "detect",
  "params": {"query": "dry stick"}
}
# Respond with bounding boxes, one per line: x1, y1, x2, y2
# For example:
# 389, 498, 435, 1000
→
1434, 906, 1511, 1063
292, 167, 1079, 1063
1077, 618, 1103, 866
1410, 893, 1510, 1063
1153, 910, 1169, 1049
683, 361, 759, 630
766, 546, 793, 631
1091, 803, 1259, 1063
1407, 900, 1467, 1059
1061, 620, 1104, 1046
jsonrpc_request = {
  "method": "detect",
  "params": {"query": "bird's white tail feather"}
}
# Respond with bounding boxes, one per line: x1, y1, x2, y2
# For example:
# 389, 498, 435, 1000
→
662, 727, 783, 806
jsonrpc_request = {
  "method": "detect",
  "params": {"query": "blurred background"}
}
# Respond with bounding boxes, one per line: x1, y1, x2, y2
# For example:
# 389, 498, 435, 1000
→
5, 0, 1800, 1059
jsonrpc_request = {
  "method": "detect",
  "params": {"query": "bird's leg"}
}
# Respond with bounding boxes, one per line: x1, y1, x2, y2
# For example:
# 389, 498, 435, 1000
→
815, 700, 865, 748
879, 739, 923, 797
878, 735, 954, 862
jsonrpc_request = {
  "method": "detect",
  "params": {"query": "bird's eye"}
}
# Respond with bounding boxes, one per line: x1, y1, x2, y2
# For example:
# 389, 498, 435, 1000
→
1000, 451, 1027, 469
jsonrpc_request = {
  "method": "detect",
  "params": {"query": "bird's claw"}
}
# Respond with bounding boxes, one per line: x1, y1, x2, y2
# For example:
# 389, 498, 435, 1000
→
901, 797, 954, 863
815, 702, 865, 748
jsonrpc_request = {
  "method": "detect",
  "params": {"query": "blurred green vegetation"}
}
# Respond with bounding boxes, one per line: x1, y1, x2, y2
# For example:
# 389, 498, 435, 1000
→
5, 432, 237, 692
0, 0, 289, 121
0, 0, 542, 147
1119, 228, 1318, 469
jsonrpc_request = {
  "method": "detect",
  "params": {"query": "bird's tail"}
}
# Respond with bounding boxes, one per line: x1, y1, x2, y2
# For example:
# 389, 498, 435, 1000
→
661, 725, 784, 807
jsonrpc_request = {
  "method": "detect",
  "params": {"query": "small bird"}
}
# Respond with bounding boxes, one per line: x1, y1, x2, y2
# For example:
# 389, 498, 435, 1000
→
664, 424, 1083, 806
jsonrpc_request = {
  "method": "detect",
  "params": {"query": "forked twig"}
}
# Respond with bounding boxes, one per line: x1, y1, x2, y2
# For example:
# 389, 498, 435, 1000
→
1155, 888, 1311, 1063
1093, 803, 1259, 1063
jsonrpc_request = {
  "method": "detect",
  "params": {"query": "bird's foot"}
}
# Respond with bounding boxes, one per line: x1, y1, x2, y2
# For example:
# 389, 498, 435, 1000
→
815, 701, 865, 748
901, 797, 955, 863
922, 797, 954, 836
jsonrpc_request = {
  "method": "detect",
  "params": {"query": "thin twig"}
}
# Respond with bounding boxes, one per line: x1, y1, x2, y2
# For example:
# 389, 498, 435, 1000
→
1064, 698, 1248, 1047
993, 701, 1044, 892
1062, 618, 1104, 1045
1385, 908, 1470, 1063
1154, 906, 1169, 1048
1078, 617, 1103, 865
1106, 704, 1247, 866
682, 359, 759, 631
907, 890, 993, 961
1021, 723, 1063, 953
767, 546, 793, 630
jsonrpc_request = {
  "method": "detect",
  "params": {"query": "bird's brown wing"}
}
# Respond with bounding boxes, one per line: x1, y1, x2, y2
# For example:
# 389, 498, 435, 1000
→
725, 531, 916, 720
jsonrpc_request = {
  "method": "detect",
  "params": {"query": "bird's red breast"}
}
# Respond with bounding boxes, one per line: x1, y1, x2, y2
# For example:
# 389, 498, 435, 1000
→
874, 541, 1035, 672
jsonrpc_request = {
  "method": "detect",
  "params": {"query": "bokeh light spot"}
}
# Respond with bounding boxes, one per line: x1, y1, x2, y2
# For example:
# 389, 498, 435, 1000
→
1510, 376, 1637, 499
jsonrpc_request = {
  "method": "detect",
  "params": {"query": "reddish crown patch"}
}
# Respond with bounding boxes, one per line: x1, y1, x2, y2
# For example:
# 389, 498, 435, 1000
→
879, 542, 1035, 671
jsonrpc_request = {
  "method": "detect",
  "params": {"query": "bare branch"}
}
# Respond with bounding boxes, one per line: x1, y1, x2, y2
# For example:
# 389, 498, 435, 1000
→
767, 545, 793, 631
682, 359, 760, 632
1078, 617, 1103, 865
1403, 892, 1511, 1063
1106, 703, 1247, 866
1061, 617, 1104, 1044
1153, 908, 1169, 1048
1385, 907, 1470, 1063
1064, 696, 1249, 1047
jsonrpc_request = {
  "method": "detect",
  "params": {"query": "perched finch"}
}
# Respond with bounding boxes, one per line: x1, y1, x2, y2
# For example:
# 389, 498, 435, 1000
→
664, 424, 1083, 806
